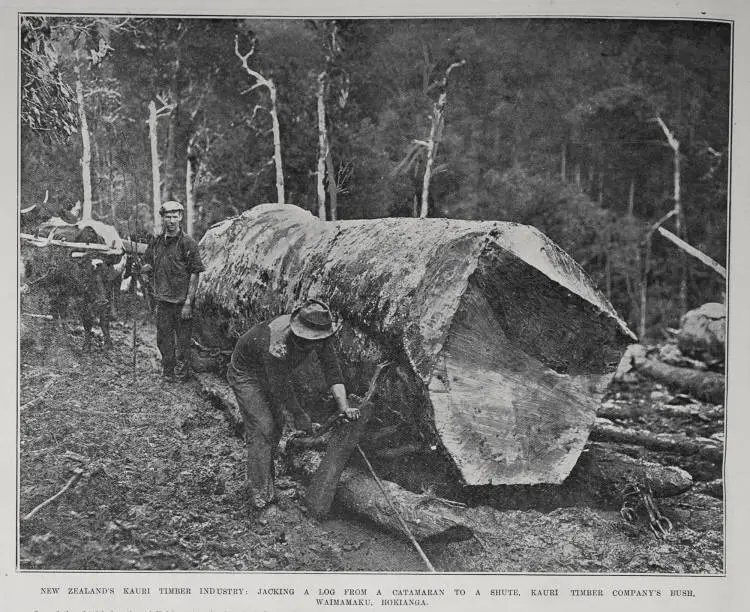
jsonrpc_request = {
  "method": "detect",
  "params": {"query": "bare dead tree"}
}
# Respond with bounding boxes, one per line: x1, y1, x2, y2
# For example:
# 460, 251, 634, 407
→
74, 60, 92, 220
183, 85, 211, 237
640, 209, 677, 339
654, 115, 687, 315
235, 35, 285, 205
314, 22, 347, 221
316, 73, 329, 220
148, 95, 174, 234
419, 60, 465, 218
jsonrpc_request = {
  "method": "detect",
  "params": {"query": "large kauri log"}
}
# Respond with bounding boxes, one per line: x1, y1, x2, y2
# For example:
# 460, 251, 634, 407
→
195, 204, 635, 485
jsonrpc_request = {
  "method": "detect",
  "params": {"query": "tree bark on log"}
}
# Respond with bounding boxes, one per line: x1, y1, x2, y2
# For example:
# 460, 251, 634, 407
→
195, 205, 635, 486
591, 418, 723, 463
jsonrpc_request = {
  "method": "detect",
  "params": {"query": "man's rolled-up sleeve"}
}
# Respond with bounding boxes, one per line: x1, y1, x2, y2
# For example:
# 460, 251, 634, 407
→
318, 340, 344, 389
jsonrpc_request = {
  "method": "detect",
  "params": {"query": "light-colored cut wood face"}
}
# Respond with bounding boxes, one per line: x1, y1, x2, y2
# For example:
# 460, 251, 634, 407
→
431, 283, 608, 486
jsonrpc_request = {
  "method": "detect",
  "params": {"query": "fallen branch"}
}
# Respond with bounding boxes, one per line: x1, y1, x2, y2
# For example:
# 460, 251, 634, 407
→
658, 227, 726, 279
22, 469, 83, 521
20, 378, 57, 410
21, 312, 54, 320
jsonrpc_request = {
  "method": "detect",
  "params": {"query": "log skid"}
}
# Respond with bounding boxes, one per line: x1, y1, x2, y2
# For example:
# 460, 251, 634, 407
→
591, 418, 723, 463
195, 205, 635, 486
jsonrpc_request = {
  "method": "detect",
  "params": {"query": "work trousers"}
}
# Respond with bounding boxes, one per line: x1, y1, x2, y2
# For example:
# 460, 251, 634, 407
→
226, 360, 284, 508
156, 300, 192, 376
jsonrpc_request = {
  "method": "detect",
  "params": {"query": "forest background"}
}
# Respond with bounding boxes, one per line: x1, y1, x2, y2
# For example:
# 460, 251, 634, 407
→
20, 16, 731, 339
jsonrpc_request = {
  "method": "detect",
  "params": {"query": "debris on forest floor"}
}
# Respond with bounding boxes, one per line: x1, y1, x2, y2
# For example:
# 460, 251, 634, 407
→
615, 343, 724, 404
18, 305, 724, 573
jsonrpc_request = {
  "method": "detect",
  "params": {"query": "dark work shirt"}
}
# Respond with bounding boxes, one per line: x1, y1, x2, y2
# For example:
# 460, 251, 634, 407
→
143, 230, 204, 303
231, 314, 344, 410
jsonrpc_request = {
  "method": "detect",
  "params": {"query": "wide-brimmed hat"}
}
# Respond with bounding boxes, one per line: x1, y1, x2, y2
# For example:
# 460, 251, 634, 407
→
290, 299, 339, 340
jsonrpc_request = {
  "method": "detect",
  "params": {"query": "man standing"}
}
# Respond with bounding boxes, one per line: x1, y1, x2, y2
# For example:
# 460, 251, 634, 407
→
140, 201, 204, 382
227, 299, 360, 509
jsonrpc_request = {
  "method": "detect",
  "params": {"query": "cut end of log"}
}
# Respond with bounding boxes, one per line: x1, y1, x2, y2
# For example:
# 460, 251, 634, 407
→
428, 243, 627, 485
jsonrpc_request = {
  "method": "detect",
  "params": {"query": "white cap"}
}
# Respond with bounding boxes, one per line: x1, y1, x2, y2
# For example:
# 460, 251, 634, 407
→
159, 200, 184, 215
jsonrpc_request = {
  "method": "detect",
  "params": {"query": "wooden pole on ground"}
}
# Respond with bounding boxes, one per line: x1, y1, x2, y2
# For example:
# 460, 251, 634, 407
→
306, 362, 391, 518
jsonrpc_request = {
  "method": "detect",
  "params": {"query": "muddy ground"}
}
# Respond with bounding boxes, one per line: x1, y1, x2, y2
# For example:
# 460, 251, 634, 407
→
18, 297, 724, 573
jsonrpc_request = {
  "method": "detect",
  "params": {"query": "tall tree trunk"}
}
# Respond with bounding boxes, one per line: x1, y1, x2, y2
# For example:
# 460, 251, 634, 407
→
148, 101, 162, 235
605, 225, 612, 300
108, 150, 117, 224
235, 36, 285, 205
675, 147, 687, 315
420, 60, 464, 219
560, 143, 567, 182
639, 210, 677, 339
574, 163, 581, 189
420, 99, 443, 218
75, 69, 92, 220
628, 177, 635, 217
268, 85, 285, 205
655, 116, 687, 315
316, 74, 328, 220
185, 147, 195, 237
326, 150, 338, 221
163, 106, 176, 202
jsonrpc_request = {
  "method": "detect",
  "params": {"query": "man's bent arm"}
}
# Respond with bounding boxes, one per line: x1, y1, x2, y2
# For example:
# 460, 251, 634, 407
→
181, 273, 200, 319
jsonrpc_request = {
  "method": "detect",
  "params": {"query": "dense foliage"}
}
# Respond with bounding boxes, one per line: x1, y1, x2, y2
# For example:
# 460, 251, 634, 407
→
20, 17, 730, 337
